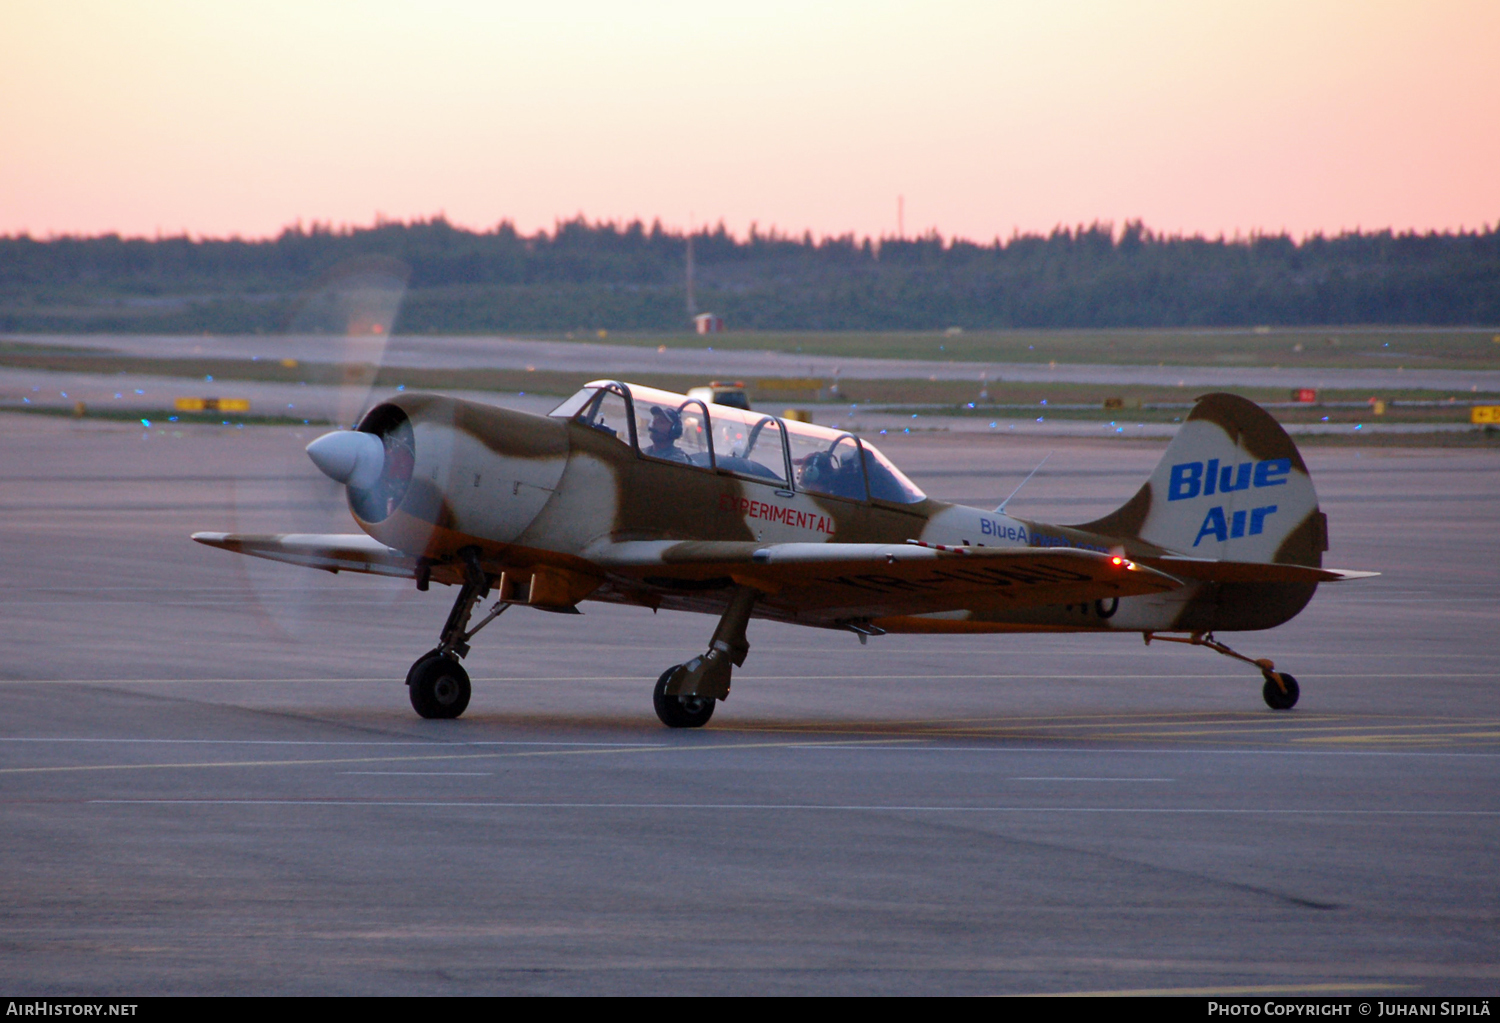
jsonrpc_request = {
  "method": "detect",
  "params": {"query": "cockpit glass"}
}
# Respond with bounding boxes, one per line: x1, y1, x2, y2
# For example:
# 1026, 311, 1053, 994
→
550, 382, 806, 488
571, 385, 631, 446
785, 419, 867, 501
860, 439, 926, 503
628, 384, 713, 467
549, 387, 598, 419
709, 405, 789, 486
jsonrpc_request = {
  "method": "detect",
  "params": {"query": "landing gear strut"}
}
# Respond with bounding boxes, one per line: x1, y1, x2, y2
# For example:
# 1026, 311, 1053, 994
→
653, 586, 759, 729
408, 547, 510, 720
1144, 631, 1300, 711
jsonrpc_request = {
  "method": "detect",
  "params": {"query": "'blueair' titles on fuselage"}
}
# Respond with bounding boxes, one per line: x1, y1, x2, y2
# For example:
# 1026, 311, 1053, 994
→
978, 518, 1029, 542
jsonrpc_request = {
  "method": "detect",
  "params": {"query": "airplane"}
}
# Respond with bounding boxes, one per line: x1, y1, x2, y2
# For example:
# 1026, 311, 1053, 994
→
193, 381, 1376, 726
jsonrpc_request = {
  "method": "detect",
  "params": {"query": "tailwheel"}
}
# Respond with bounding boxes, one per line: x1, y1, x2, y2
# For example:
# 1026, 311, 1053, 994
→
653, 666, 715, 729
1145, 631, 1302, 712
408, 654, 472, 719
1262, 671, 1300, 711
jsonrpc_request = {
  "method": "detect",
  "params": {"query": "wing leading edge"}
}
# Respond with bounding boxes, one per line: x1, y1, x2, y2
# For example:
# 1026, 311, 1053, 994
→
191, 532, 418, 579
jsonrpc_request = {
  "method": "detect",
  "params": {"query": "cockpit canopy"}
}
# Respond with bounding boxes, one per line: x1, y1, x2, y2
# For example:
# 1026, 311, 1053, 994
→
550, 381, 925, 504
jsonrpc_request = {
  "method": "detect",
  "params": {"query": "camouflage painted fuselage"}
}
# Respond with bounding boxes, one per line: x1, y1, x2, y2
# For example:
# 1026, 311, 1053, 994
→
350, 390, 1330, 637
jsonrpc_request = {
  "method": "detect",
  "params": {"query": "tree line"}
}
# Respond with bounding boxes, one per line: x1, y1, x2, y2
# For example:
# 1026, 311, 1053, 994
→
1, 217, 1496, 331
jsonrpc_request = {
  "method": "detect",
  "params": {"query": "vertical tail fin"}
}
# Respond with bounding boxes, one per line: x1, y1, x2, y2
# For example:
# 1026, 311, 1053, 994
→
1077, 393, 1327, 566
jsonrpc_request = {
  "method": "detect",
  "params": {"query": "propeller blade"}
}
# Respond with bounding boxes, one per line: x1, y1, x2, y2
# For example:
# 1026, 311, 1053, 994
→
283, 256, 410, 428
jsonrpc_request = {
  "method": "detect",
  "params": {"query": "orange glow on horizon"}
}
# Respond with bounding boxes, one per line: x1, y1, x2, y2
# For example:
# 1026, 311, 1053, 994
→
2, 1, 1497, 243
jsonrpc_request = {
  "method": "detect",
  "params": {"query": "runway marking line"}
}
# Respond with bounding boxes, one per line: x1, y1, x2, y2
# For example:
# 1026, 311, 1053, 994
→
6, 739, 1500, 762
938, 731, 1499, 750
8, 730, 1496, 774
0, 736, 921, 776
1303, 731, 1500, 744
1010, 777, 1175, 782
968, 713, 1491, 729
1027, 720, 1500, 733
798, 709, 1342, 728
732, 708, 1482, 726
0, 737, 670, 748
81, 799, 1500, 817
846, 722, 1478, 741
726, 710, 1485, 729
784, 743, 1500, 759
717, 721, 1500, 750
1046, 723, 1500, 743
341, 771, 493, 776
0, 673, 1492, 685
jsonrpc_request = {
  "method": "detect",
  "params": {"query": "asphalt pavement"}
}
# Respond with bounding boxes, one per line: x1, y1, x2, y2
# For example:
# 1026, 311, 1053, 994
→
1, 413, 1496, 995
22, 331, 1500, 393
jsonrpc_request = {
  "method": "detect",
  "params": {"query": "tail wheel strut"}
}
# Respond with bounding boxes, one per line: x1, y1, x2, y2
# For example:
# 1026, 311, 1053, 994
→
1144, 630, 1300, 711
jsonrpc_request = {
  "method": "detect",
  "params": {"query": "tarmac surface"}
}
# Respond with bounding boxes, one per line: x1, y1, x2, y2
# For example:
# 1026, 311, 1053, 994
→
2, 411, 1498, 995
23, 331, 1500, 392
0, 365, 1477, 440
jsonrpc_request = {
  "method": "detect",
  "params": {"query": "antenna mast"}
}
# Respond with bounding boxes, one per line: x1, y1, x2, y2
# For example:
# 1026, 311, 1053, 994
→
996, 452, 1052, 513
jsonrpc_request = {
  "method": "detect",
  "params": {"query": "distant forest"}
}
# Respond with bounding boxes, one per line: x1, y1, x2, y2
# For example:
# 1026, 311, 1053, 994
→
1, 217, 1497, 332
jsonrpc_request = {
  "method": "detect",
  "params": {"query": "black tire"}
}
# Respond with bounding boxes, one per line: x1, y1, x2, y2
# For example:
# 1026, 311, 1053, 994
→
406, 649, 444, 682
652, 666, 715, 729
409, 655, 471, 719
1262, 671, 1300, 711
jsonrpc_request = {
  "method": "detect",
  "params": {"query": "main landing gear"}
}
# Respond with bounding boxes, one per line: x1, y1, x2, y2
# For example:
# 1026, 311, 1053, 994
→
1144, 631, 1300, 711
408, 547, 510, 720
653, 586, 759, 729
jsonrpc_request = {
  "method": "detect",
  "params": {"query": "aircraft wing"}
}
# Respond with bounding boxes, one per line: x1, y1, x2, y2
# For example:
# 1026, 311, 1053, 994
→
191, 532, 418, 579
588, 540, 1183, 619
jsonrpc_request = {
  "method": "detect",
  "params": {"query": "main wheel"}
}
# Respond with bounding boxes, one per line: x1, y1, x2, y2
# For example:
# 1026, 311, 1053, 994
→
1262, 671, 1300, 711
653, 666, 715, 729
409, 654, 471, 719
407, 648, 443, 675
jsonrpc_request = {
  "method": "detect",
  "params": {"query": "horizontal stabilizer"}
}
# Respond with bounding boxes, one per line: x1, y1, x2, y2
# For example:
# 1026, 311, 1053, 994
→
191, 532, 417, 578
1141, 556, 1379, 584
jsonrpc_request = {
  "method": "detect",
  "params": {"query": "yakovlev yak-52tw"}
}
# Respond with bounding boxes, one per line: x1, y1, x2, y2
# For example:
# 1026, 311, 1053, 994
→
195, 383, 1376, 726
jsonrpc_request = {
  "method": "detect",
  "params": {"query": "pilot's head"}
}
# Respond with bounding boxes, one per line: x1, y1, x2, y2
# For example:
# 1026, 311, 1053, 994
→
649, 406, 683, 446
802, 451, 833, 484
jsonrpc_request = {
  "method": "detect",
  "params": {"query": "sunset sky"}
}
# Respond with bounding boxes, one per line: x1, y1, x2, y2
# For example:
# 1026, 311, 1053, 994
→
2, 1, 1496, 242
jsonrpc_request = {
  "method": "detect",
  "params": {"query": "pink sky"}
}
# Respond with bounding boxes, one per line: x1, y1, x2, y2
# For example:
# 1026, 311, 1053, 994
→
2, 0, 1496, 242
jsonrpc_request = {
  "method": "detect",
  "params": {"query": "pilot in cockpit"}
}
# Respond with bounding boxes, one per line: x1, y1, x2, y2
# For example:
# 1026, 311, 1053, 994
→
644, 406, 690, 463
800, 448, 865, 500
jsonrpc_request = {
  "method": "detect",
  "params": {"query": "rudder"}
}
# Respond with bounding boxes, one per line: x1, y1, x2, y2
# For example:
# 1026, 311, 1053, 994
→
1078, 393, 1327, 566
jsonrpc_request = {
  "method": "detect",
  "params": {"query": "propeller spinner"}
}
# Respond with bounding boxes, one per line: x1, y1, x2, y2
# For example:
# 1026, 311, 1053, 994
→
306, 430, 385, 489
